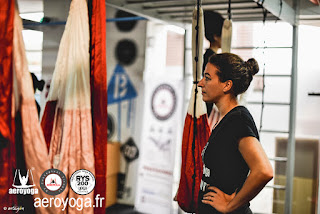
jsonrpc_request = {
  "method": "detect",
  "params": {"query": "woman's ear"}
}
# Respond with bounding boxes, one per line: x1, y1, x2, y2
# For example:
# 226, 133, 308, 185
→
223, 80, 233, 93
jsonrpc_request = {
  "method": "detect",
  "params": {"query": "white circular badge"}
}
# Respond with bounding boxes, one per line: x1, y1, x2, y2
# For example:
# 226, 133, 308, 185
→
70, 169, 95, 195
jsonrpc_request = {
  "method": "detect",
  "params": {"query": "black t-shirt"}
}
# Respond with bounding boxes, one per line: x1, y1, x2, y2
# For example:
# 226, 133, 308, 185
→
198, 106, 259, 214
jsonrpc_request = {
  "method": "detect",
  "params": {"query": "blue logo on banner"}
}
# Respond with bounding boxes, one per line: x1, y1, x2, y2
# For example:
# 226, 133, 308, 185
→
108, 64, 137, 104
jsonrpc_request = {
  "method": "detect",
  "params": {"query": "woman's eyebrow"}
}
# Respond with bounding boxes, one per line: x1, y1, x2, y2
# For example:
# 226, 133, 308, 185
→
204, 72, 211, 77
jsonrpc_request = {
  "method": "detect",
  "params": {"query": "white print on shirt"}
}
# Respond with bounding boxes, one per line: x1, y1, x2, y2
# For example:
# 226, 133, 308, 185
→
200, 179, 208, 192
200, 164, 210, 192
201, 142, 209, 159
203, 165, 210, 177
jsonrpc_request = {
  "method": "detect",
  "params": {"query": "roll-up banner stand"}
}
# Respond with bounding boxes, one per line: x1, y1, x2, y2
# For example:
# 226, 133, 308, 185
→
135, 79, 183, 213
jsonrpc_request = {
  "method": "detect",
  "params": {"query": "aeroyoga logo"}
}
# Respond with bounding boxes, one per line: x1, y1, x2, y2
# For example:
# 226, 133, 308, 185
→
9, 169, 38, 195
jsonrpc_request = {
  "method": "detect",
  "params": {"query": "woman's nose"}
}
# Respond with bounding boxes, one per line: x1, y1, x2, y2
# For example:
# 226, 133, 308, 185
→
198, 78, 204, 87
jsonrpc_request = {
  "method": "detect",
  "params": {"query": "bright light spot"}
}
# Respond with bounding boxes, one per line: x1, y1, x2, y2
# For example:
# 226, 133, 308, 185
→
20, 12, 44, 22
22, 30, 43, 51
165, 25, 185, 35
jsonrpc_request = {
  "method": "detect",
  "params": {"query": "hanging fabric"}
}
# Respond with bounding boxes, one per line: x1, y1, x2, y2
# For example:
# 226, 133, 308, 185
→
176, 2, 211, 212
12, 4, 56, 213
0, 0, 17, 210
41, 0, 95, 212
221, 0, 233, 53
0, 0, 14, 145
88, 0, 108, 212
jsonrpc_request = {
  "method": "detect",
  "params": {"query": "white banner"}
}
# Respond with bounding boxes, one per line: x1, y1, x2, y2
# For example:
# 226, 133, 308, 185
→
135, 79, 183, 213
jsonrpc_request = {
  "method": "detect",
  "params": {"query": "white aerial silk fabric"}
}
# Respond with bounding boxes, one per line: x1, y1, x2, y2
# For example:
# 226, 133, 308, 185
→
192, 6, 204, 86
190, 6, 207, 119
43, 0, 95, 213
221, 19, 232, 53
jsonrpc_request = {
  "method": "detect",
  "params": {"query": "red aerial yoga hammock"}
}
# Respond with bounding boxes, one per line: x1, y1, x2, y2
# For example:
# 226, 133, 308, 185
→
176, 3, 211, 213
88, 0, 108, 212
0, 0, 17, 210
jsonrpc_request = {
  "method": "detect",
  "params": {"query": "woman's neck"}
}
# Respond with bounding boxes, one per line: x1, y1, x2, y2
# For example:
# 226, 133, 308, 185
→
210, 42, 220, 53
215, 96, 239, 118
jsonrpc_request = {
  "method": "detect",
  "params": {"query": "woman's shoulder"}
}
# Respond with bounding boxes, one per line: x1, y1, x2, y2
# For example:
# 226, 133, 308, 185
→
225, 106, 259, 139
227, 106, 249, 117
225, 106, 254, 124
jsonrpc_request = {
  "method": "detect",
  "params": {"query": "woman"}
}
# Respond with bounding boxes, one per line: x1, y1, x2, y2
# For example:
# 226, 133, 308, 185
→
197, 53, 273, 214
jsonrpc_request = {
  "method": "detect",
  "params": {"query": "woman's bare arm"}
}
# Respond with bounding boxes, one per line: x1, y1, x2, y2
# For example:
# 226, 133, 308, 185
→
202, 136, 273, 213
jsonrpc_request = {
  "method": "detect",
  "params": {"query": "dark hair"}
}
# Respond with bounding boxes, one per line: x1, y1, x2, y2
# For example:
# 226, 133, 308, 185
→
204, 10, 225, 43
208, 53, 259, 96
31, 73, 45, 93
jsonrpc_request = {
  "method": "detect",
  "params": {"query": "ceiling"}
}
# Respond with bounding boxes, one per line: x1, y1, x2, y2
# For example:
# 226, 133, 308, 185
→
106, 0, 279, 26
106, 0, 320, 27
16, 0, 320, 27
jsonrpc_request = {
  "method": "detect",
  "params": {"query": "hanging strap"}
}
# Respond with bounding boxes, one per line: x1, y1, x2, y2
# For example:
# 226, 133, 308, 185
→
259, 9, 267, 133
228, 0, 232, 20
191, 0, 201, 211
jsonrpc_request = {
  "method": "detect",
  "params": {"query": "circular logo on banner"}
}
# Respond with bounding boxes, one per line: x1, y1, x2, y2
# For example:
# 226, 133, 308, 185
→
70, 169, 95, 195
40, 169, 67, 196
151, 84, 177, 121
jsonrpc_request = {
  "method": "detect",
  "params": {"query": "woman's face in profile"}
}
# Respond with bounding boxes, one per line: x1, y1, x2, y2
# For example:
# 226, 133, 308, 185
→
198, 63, 226, 103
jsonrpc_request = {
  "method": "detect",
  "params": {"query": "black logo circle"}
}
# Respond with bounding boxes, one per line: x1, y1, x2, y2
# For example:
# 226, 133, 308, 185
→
115, 39, 137, 66
115, 10, 138, 32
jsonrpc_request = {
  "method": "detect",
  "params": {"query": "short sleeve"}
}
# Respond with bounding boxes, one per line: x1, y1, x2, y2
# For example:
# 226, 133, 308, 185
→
228, 113, 259, 145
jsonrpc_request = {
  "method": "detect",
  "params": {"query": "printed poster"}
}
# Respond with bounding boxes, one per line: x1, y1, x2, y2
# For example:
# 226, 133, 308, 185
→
135, 79, 183, 213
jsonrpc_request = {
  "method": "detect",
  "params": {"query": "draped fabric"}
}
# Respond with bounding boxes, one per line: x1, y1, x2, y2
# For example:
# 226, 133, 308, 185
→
176, 89, 210, 213
41, 0, 95, 213
41, 100, 57, 150
0, 0, 16, 210
0, 0, 14, 145
176, 7, 210, 212
12, 6, 56, 213
88, 0, 108, 212
221, 19, 233, 53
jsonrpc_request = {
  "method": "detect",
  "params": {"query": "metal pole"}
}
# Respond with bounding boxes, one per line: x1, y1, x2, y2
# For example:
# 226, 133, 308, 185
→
284, 4, 299, 213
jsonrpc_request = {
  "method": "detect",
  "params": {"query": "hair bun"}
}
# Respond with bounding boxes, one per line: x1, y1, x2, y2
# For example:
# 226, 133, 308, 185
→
245, 58, 259, 76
